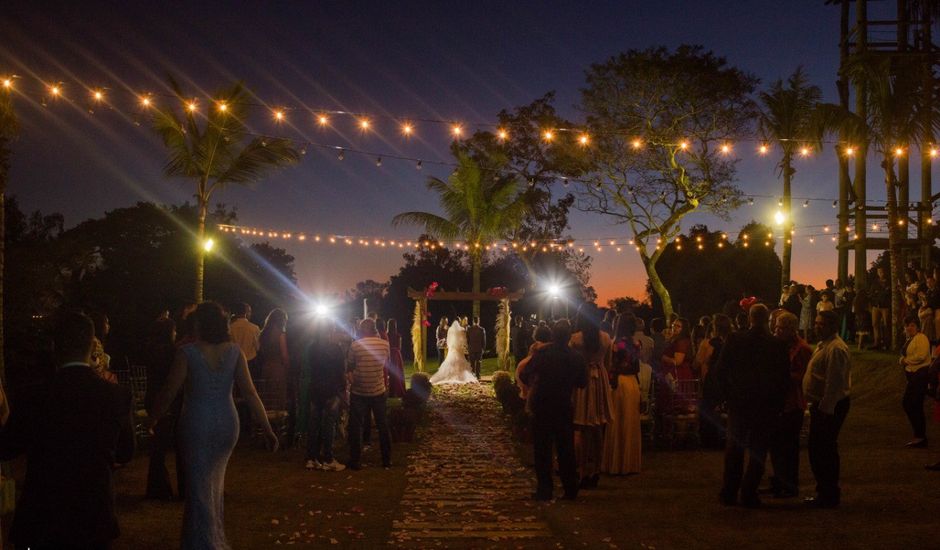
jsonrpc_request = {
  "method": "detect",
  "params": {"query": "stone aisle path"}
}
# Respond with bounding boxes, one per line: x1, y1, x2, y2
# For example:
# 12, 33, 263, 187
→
389, 383, 556, 548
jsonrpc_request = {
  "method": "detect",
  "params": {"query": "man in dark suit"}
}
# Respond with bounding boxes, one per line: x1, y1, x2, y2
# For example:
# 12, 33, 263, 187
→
713, 303, 790, 508
0, 311, 135, 549
511, 315, 531, 367
466, 317, 486, 378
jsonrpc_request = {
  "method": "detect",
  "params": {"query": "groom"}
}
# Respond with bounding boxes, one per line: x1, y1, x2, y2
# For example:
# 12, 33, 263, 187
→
467, 317, 486, 378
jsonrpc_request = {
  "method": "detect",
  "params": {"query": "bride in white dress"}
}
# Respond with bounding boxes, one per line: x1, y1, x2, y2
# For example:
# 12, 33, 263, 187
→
430, 320, 478, 385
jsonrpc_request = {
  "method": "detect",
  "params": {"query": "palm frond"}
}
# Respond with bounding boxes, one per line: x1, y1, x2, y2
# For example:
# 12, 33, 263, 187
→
213, 138, 299, 189
391, 212, 460, 240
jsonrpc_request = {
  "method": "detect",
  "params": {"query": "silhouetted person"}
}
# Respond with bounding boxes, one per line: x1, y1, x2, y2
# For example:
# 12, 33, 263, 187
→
0, 310, 135, 549
520, 320, 587, 501
466, 317, 486, 378
714, 304, 789, 507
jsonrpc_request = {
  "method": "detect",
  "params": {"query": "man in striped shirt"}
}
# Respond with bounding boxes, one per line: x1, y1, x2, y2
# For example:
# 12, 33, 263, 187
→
346, 319, 391, 470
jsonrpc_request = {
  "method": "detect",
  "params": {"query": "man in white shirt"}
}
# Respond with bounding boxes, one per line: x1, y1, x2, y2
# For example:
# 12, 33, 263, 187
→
346, 319, 391, 470
230, 303, 261, 374
803, 310, 852, 508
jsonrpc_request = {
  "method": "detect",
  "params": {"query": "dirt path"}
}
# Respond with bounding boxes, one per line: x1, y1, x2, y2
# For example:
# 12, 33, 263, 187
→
390, 384, 555, 548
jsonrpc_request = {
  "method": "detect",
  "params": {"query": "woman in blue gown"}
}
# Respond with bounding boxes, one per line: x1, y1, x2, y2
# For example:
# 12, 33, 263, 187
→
151, 302, 278, 549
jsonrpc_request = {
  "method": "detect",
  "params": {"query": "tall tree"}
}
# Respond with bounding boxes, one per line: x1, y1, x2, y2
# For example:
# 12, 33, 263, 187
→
392, 153, 529, 318
152, 79, 299, 301
846, 55, 938, 347
578, 46, 757, 318
758, 67, 822, 288
0, 80, 18, 379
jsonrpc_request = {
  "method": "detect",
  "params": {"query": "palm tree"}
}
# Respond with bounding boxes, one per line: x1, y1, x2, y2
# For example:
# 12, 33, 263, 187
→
153, 80, 299, 301
0, 83, 18, 379
758, 67, 821, 289
392, 153, 529, 318
846, 55, 937, 348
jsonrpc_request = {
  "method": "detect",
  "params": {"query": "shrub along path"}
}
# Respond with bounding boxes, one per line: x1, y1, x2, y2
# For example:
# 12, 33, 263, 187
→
389, 383, 555, 548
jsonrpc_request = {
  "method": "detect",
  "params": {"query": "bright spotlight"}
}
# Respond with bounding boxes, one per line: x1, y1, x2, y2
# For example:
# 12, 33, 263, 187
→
548, 284, 561, 298
202, 238, 215, 252
774, 210, 786, 226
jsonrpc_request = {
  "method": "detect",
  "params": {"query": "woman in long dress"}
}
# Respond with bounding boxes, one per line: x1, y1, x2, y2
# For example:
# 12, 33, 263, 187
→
151, 302, 278, 549
602, 313, 641, 475
259, 308, 290, 409
430, 320, 478, 385
570, 305, 613, 488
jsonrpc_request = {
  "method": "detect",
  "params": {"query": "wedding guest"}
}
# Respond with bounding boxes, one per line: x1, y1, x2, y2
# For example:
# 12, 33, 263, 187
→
175, 302, 198, 347
0, 310, 134, 549
467, 317, 486, 378
386, 319, 406, 398
516, 324, 553, 402
512, 315, 533, 367
768, 311, 812, 498
144, 317, 184, 500
660, 317, 695, 413
698, 314, 733, 448
799, 285, 815, 341
900, 315, 931, 448
151, 302, 278, 547
803, 310, 852, 508
90, 311, 117, 383
304, 319, 348, 472
870, 267, 891, 349
570, 304, 613, 489
714, 304, 789, 507
649, 318, 666, 372
436, 317, 449, 365
260, 308, 290, 410
346, 319, 392, 470
520, 320, 587, 500
633, 318, 654, 365
230, 302, 261, 377
600, 309, 616, 337
817, 291, 834, 313
602, 314, 641, 475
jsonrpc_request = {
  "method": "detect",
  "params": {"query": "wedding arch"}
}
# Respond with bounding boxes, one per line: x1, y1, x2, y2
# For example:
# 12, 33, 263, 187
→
407, 287, 524, 373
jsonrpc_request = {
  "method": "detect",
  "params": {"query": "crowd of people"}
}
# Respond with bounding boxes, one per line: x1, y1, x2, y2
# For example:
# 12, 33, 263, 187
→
511, 301, 861, 508
2, 281, 940, 546
0, 301, 411, 548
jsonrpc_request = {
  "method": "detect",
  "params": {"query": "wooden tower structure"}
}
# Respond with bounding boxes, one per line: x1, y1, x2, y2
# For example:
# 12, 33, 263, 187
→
831, 0, 939, 288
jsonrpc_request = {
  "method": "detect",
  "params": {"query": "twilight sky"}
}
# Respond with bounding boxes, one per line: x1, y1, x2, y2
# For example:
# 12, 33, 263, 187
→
1, 0, 921, 305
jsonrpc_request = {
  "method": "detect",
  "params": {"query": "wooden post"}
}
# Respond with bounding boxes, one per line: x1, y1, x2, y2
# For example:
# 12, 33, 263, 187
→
419, 297, 428, 372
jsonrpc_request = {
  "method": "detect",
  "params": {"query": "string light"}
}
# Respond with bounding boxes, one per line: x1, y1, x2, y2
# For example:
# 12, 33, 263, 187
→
631, 138, 643, 150
720, 143, 732, 154
401, 123, 414, 136
48, 84, 61, 97
1, 77, 12, 89
930, 148, 939, 158
542, 130, 554, 142
215, 99, 227, 112
317, 114, 329, 126
758, 143, 769, 155
92, 89, 104, 102
187, 99, 198, 113
844, 146, 855, 157
678, 141, 689, 151
359, 118, 371, 130
895, 147, 905, 157
451, 124, 463, 137
272, 109, 285, 123
497, 128, 509, 141
799, 146, 810, 157
578, 134, 590, 146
